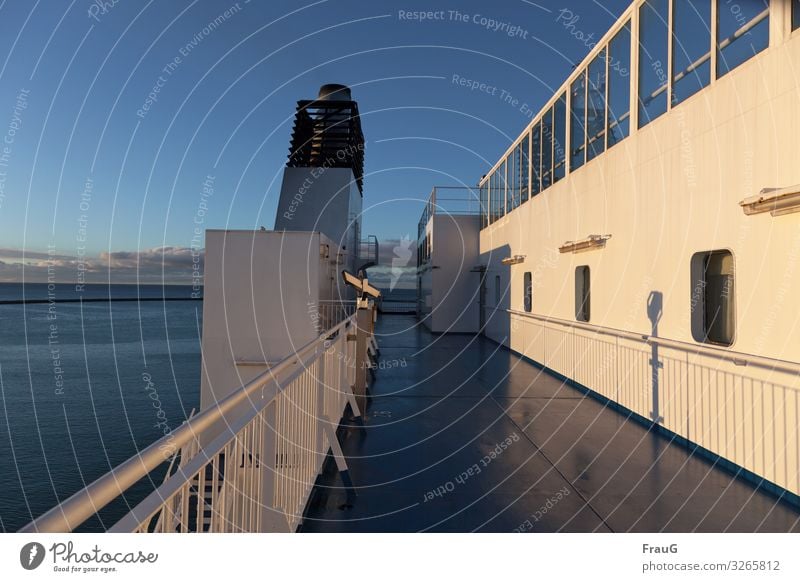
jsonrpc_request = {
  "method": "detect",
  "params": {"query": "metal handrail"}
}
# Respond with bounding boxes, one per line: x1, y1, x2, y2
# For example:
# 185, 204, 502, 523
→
506, 308, 800, 376
21, 316, 356, 533
418, 186, 482, 236
108, 342, 324, 533
359, 235, 379, 264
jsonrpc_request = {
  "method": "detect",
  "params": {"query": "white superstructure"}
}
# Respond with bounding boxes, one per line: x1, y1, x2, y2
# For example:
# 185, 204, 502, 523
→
473, 0, 800, 497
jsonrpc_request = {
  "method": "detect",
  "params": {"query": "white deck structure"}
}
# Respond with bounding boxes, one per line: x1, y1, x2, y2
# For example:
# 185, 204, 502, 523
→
476, 0, 800, 497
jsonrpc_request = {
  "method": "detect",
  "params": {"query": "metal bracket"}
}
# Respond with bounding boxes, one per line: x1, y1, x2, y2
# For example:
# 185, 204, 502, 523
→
322, 416, 357, 508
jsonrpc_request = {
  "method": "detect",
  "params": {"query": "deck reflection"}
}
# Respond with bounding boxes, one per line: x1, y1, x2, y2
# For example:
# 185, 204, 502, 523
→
302, 315, 800, 532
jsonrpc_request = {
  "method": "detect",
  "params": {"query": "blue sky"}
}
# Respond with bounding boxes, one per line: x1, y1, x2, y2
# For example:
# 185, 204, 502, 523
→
0, 0, 629, 282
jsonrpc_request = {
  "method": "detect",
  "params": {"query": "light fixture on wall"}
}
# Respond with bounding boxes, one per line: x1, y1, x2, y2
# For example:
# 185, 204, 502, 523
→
740, 185, 800, 216
500, 255, 526, 265
559, 234, 612, 254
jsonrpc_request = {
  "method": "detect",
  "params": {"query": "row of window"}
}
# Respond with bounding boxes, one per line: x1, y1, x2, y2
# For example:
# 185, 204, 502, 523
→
514, 250, 735, 346
481, 0, 784, 230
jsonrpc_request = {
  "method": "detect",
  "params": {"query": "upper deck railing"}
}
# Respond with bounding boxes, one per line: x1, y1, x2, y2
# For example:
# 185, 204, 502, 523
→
479, 0, 792, 230
359, 236, 379, 269
417, 186, 481, 267
22, 303, 376, 533
417, 186, 481, 234
497, 305, 800, 498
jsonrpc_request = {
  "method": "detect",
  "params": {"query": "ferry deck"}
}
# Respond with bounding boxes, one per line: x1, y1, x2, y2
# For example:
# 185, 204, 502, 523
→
303, 315, 800, 532
20, 0, 800, 535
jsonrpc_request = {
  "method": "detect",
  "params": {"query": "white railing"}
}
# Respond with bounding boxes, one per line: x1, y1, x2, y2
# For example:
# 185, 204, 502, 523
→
22, 310, 370, 533
315, 300, 357, 334
502, 308, 800, 496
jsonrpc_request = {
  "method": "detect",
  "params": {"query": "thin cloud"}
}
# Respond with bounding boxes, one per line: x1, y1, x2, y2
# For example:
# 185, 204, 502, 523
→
0, 247, 74, 261
0, 246, 204, 284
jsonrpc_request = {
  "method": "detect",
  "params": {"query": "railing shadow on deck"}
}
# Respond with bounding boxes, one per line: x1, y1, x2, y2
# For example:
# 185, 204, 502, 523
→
487, 304, 800, 504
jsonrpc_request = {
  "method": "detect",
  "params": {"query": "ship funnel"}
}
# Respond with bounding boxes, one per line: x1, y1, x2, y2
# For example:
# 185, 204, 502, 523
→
275, 83, 366, 279
285, 83, 364, 192
317, 83, 351, 101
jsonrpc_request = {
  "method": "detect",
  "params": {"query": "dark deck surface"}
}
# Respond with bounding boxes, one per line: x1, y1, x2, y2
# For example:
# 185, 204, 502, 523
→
302, 315, 800, 532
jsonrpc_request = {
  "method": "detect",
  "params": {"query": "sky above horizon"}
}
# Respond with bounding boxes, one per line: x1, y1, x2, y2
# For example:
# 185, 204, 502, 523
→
0, 0, 629, 283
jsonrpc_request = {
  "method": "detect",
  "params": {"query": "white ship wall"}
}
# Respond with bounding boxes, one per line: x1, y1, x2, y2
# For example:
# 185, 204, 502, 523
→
200, 230, 337, 414
274, 167, 362, 279
481, 11, 800, 496
420, 214, 481, 333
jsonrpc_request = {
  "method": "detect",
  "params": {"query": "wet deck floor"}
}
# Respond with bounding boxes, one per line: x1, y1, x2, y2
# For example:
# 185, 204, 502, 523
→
303, 315, 800, 532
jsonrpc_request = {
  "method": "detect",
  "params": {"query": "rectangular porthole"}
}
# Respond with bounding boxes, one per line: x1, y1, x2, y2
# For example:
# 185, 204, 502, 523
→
523, 272, 532, 312
575, 266, 590, 322
690, 250, 735, 346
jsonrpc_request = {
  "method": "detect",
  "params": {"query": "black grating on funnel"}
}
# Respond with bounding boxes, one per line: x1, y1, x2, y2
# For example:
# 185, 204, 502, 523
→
287, 85, 365, 193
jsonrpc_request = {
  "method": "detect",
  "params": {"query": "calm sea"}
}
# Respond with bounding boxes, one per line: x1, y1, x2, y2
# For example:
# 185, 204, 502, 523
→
0, 283, 410, 532
0, 283, 201, 532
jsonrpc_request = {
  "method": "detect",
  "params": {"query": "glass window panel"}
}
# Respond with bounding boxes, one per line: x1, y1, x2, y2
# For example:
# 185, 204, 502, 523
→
480, 182, 488, 228
490, 171, 497, 223
794, 0, 800, 31
717, 0, 769, 77
518, 143, 523, 205
484, 182, 490, 227
541, 108, 553, 189
586, 48, 607, 162
531, 122, 541, 196
507, 148, 517, 212
638, 0, 669, 128
487, 172, 493, 223
553, 93, 567, 181
570, 72, 586, 171
521, 134, 530, 203
491, 168, 497, 221
516, 146, 523, 209
672, 0, 711, 106
494, 169, 502, 221
608, 22, 631, 147
499, 160, 508, 216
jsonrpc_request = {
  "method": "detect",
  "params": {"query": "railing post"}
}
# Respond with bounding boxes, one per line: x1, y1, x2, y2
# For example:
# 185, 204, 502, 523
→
353, 299, 371, 414
316, 342, 327, 469
259, 400, 290, 532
